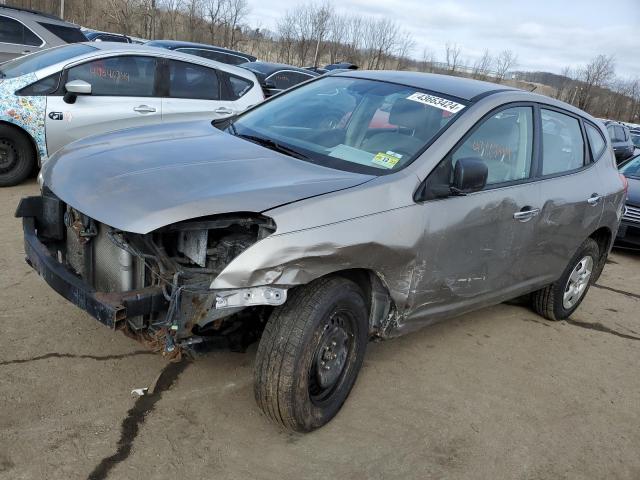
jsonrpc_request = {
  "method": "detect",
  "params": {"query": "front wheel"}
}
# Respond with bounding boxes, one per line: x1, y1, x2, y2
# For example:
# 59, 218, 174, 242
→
531, 238, 599, 320
0, 125, 36, 187
254, 277, 368, 432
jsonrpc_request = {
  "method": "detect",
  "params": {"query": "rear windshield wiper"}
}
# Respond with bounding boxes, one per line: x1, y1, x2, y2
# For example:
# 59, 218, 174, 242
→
235, 133, 309, 160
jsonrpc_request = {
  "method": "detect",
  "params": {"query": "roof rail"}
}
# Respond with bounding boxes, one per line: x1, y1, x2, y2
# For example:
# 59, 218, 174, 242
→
0, 5, 63, 21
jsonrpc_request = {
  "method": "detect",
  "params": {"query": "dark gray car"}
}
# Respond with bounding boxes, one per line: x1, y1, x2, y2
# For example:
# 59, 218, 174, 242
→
16, 71, 626, 432
605, 120, 635, 163
0, 6, 86, 62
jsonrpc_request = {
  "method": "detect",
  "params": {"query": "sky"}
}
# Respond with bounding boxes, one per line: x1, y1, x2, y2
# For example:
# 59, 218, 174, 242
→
245, 0, 640, 78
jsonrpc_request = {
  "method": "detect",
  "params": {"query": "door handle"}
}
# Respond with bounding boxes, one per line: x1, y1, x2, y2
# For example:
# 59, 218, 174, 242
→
214, 107, 234, 115
513, 207, 540, 222
133, 105, 156, 114
21, 50, 31, 54
587, 194, 602, 206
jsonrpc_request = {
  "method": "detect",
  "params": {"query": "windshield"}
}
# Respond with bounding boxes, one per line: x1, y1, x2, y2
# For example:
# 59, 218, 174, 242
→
0, 44, 95, 79
631, 133, 640, 148
621, 155, 640, 178
230, 76, 466, 174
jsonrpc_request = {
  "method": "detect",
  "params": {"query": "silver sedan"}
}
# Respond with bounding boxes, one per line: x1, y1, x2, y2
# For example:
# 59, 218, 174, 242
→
0, 42, 263, 186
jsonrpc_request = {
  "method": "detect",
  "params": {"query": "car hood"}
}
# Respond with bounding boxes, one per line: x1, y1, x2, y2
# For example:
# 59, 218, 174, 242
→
42, 121, 374, 234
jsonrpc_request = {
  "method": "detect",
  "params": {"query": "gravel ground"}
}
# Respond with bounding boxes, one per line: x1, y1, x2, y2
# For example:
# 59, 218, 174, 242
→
1, 180, 639, 480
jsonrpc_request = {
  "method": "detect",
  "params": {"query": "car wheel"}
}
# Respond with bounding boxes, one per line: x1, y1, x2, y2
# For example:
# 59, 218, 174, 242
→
531, 238, 599, 321
254, 277, 368, 432
0, 125, 36, 187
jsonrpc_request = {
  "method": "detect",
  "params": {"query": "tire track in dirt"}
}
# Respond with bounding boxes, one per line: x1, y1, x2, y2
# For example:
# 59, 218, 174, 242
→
0, 350, 155, 366
86, 360, 190, 480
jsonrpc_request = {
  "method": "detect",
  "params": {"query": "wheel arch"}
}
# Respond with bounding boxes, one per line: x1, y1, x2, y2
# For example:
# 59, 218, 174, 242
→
315, 268, 396, 336
588, 226, 613, 282
0, 120, 41, 166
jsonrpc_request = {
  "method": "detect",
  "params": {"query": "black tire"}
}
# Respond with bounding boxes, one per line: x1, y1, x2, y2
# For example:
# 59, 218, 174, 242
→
531, 238, 600, 321
0, 125, 36, 187
254, 277, 368, 432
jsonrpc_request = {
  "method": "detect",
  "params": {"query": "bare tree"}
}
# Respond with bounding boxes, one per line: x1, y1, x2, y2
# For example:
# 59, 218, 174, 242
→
310, 2, 331, 67
552, 66, 574, 101
472, 48, 493, 80
203, 0, 224, 44
222, 0, 248, 48
395, 31, 415, 70
327, 13, 348, 64
495, 49, 517, 83
104, 0, 138, 35
419, 47, 435, 72
445, 42, 462, 72
159, 0, 182, 39
184, 0, 203, 42
575, 54, 615, 110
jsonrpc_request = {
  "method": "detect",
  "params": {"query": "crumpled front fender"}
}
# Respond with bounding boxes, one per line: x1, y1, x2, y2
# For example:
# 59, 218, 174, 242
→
210, 204, 425, 312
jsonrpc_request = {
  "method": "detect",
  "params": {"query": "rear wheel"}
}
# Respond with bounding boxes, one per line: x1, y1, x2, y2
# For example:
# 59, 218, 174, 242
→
0, 125, 36, 187
531, 238, 599, 320
254, 277, 368, 432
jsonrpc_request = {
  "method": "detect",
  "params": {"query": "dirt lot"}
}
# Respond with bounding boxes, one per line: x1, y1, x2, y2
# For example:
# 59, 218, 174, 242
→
1, 180, 639, 480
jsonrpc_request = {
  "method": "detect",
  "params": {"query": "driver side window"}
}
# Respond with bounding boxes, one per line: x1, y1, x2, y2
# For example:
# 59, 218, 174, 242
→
452, 106, 533, 186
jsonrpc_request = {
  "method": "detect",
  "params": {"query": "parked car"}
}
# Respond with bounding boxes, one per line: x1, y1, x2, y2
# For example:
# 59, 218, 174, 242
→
0, 42, 263, 186
616, 154, 640, 248
629, 128, 640, 154
128, 36, 149, 45
239, 61, 319, 97
82, 29, 131, 43
146, 40, 256, 66
0, 6, 87, 62
16, 71, 626, 432
605, 120, 634, 163
306, 62, 358, 75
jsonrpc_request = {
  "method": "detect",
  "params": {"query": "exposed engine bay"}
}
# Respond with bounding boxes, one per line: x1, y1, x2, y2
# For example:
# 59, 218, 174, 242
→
31, 190, 284, 358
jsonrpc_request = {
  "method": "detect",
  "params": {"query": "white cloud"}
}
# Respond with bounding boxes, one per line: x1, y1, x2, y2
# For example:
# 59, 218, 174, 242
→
245, 0, 640, 77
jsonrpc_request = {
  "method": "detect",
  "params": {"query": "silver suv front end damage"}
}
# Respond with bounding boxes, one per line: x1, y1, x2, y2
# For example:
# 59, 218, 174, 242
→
16, 190, 282, 358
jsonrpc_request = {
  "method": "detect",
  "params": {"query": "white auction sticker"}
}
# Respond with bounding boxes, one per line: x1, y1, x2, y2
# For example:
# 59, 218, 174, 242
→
406, 92, 466, 113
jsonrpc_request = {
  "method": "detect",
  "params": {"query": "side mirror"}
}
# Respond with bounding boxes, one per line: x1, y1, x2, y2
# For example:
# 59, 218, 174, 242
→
452, 157, 488, 194
63, 79, 92, 104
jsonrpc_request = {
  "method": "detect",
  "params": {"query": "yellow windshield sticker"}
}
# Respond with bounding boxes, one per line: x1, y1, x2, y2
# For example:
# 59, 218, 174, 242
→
372, 151, 402, 169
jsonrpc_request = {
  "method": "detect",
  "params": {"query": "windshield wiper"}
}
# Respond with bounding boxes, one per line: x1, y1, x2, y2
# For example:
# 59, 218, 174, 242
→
235, 133, 309, 160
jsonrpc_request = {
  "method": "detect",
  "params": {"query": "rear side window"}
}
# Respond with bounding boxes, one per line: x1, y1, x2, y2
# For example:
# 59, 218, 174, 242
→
37, 23, 87, 43
168, 60, 219, 100
67, 56, 157, 96
225, 73, 253, 99
267, 71, 314, 90
452, 106, 533, 185
541, 109, 585, 175
0, 15, 42, 46
585, 123, 606, 160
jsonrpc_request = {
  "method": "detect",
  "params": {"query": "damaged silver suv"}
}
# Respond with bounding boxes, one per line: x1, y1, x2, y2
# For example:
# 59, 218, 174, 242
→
16, 71, 627, 432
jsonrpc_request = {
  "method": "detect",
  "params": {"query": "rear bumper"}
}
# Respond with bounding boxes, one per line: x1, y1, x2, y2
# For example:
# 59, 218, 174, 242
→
18, 197, 168, 328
